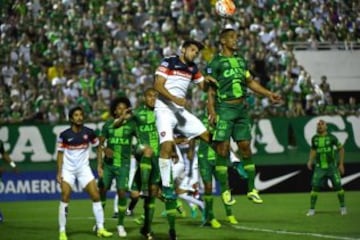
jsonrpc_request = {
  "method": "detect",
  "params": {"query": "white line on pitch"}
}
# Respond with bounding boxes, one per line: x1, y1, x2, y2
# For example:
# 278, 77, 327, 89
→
233, 225, 359, 240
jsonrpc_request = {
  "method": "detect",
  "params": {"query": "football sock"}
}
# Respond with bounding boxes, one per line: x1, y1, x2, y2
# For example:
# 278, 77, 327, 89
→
143, 196, 156, 232
59, 201, 68, 232
204, 194, 214, 221
215, 154, 230, 192
310, 190, 318, 209
118, 197, 127, 225
113, 194, 119, 213
165, 199, 177, 230
337, 189, 345, 207
223, 202, 232, 216
243, 157, 255, 191
159, 158, 172, 187
140, 156, 152, 192
93, 201, 104, 229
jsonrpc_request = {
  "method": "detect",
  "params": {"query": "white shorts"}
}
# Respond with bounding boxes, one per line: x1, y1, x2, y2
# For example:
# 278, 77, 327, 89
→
62, 165, 95, 190
155, 107, 206, 143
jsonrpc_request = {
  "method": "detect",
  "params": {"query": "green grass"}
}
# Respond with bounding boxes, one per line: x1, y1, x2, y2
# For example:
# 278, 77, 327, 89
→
1, 192, 360, 240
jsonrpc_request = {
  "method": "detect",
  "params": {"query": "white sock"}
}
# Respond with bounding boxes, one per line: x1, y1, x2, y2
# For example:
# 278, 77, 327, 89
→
93, 201, 104, 229
59, 201, 68, 232
178, 193, 204, 209
159, 158, 172, 187
113, 194, 119, 213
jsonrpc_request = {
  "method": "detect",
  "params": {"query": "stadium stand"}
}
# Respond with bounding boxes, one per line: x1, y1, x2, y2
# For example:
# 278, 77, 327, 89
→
0, 0, 359, 124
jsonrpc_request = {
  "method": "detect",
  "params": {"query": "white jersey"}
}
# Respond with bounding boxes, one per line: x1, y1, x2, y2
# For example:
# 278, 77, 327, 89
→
155, 55, 204, 109
57, 126, 99, 172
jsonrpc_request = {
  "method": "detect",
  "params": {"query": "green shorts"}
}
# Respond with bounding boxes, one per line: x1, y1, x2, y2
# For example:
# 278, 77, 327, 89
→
102, 163, 130, 191
311, 166, 342, 189
130, 154, 161, 191
213, 101, 251, 142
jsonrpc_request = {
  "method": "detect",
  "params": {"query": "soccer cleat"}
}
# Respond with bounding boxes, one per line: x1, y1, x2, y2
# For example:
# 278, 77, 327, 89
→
97, 228, 113, 238
227, 215, 238, 224
247, 189, 263, 204
340, 207, 347, 215
169, 229, 177, 240
210, 218, 222, 229
0, 211, 3, 223
234, 162, 248, 179
112, 212, 119, 218
140, 227, 154, 240
59, 231, 68, 240
117, 225, 127, 238
222, 190, 236, 205
134, 214, 145, 225
125, 208, 133, 216
306, 209, 315, 216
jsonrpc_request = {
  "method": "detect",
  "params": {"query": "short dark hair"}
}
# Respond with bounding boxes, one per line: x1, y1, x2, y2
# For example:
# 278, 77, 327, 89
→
68, 106, 83, 120
182, 39, 204, 50
110, 96, 131, 118
144, 87, 156, 96
220, 28, 236, 40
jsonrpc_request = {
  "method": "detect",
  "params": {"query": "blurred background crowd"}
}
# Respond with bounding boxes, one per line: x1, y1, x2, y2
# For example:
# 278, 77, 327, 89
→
0, 0, 359, 125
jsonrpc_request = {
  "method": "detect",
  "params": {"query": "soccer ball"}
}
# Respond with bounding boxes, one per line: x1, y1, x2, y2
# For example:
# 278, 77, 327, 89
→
215, 0, 236, 17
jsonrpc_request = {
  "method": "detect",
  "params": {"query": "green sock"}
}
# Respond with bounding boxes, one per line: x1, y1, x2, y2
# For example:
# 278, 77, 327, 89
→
223, 202, 232, 216
118, 197, 127, 225
140, 156, 152, 192
243, 157, 255, 191
310, 191, 318, 209
215, 154, 229, 192
204, 194, 214, 221
165, 199, 177, 230
337, 189, 345, 208
148, 197, 156, 231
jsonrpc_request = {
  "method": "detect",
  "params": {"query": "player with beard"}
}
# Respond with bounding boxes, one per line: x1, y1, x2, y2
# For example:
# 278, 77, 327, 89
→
153, 39, 226, 240
57, 106, 112, 240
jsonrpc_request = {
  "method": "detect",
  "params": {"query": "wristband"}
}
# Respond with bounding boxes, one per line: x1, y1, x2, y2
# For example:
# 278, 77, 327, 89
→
10, 161, 16, 168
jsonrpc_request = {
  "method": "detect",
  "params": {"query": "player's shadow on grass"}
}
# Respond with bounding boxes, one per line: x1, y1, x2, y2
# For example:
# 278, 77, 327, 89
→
311, 210, 340, 215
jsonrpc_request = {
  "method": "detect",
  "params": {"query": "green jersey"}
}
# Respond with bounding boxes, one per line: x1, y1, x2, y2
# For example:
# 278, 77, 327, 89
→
101, 118, 137, 167
206, 54, 251, 101
311, 133, 342, 169
133, 105, 159, 155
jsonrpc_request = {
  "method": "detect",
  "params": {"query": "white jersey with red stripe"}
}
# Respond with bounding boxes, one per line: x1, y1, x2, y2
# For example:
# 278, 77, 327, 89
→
155, 55, 204, 109
57, 126, 99, 172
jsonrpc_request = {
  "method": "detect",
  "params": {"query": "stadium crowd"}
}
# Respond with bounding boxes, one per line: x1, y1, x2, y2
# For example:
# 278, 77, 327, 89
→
0, 0, 359, 125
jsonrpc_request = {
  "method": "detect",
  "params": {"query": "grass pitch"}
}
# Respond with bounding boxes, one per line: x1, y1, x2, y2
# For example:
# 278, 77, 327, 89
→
0, 192, 359, 240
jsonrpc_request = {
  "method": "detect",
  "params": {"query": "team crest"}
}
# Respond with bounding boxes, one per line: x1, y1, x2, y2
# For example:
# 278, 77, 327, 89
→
83, 134, 88, 140
160, 131, 166, 137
